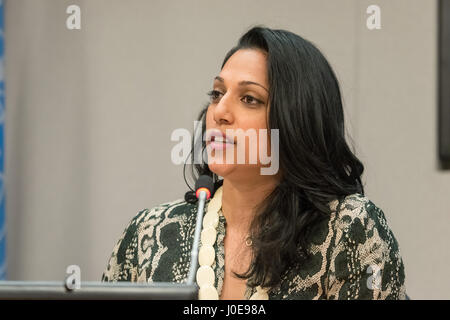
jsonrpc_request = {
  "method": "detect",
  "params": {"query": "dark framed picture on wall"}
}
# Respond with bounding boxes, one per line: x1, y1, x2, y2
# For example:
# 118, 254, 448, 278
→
439, 0, 450, 165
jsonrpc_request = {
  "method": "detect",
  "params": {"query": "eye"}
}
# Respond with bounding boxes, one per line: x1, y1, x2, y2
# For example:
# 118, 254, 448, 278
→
207, 90, 223, 103
242, 95, 262, 105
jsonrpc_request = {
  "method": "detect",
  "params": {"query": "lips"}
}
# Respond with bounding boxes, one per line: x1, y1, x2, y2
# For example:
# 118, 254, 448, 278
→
206, 129, 236, 150
205, 129, 236, 145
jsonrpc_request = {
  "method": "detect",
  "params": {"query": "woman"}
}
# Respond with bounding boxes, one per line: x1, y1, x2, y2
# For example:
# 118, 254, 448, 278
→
102, 26, 407, 300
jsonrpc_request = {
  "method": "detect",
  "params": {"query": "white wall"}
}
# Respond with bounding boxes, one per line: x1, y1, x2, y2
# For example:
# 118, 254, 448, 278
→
4, 0, 448, 299
355, 0, 447, 300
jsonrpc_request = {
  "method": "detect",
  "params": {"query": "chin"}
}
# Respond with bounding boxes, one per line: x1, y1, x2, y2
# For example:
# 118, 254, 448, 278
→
207, 162, 236, 178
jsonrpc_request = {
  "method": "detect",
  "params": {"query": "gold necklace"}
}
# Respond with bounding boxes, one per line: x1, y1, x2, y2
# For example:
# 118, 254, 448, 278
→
196, 186, 269, 300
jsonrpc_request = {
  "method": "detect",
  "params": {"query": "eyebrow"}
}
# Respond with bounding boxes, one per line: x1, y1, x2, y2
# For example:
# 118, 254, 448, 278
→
214, 76, 269, 93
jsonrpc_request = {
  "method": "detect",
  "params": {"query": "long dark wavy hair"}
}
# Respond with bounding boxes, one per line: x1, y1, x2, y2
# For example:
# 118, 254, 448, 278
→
183, 26, 365, 289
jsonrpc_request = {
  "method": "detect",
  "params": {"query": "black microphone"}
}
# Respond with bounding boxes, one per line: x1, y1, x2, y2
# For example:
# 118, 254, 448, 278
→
186, 175, 214, 285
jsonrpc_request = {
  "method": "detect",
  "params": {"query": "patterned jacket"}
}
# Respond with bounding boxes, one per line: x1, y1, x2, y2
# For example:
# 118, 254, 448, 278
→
101, 193, 407, 299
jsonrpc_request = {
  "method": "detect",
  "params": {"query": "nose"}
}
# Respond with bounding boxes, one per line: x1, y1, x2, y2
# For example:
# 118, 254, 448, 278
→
213, 94, 233, 125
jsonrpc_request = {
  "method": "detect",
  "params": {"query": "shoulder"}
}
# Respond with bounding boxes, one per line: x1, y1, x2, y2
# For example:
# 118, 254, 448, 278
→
131, 198, 197, 228
326, 193, 407, 299
335, 193, 375, 226
130, 197, 199, 246
102, 197, 197, 282
122, 198, 199, 250
308, 192, 398, 256
332, 193, 394, 245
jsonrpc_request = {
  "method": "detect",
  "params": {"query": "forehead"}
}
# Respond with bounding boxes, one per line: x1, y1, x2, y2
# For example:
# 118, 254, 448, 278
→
219, 49, 268, 87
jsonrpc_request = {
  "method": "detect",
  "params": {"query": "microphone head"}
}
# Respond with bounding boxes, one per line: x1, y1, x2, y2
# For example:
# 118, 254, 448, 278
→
195, 175, 214, 200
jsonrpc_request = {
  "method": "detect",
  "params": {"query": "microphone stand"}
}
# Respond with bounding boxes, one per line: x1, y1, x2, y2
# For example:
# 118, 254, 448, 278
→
186, 190, 207, 285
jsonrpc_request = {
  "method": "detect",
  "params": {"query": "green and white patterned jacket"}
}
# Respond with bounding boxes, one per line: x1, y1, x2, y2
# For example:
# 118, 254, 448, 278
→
101, 193, 407, 300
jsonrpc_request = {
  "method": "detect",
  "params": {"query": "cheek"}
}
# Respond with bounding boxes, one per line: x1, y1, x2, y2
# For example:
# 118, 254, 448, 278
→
238, 115, 270, 164
238, 109, 267, 129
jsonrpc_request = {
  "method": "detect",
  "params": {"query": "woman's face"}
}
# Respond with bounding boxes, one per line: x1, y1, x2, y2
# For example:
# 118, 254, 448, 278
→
205, 48, 272, 181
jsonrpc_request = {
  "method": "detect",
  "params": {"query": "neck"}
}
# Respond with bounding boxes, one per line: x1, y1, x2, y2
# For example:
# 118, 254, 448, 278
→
220, 174, 280, 235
